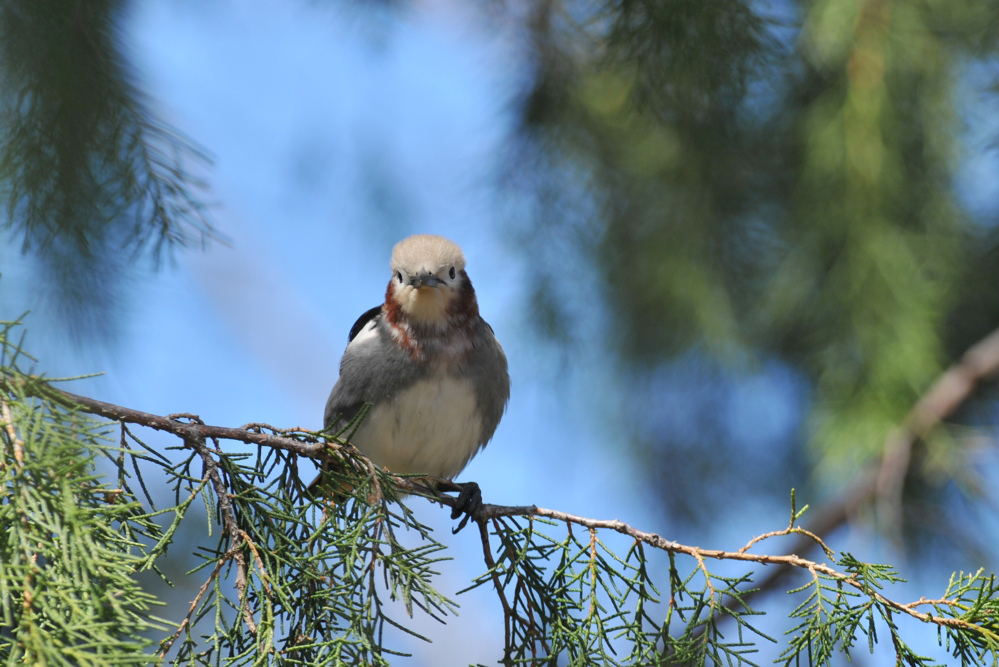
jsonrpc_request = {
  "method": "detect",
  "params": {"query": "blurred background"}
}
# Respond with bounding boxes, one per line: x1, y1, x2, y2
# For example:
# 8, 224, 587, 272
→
1, 0, 997, 663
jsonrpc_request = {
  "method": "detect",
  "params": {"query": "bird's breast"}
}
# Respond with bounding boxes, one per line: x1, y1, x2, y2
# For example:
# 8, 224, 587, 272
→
350, 371, 483, 479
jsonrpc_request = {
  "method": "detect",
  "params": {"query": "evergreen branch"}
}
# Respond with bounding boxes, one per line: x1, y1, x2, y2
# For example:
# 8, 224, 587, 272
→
699, 324, 999, 627
6, 370, 997, 639
1, 343, 168, 664
157, 555, 228, 659
181, 425, 258, 636
0, 372, 327, 458
488, 508, 993, 645
4, 360, 998, 664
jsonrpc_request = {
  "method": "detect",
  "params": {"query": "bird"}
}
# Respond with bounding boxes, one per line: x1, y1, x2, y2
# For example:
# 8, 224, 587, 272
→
317, 234, 509, 527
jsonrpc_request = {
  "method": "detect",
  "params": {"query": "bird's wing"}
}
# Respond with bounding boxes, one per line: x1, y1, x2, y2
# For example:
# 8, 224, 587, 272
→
464, 318, 510, 450
324, 308, 381, 430
324, 310, 425, 431
348, 305, 383, 342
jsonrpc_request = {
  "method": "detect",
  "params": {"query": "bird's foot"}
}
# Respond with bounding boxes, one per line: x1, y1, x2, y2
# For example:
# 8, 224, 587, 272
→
450, 481, 483, 534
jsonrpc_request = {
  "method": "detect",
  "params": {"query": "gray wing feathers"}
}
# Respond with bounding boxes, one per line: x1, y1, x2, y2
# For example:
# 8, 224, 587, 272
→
323, 316, 509, 453
466, 319, 510, 451
323, 318, 426, 430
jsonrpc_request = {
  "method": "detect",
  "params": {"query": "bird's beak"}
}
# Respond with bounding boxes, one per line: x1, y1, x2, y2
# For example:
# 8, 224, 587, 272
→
409, 272, 443, 289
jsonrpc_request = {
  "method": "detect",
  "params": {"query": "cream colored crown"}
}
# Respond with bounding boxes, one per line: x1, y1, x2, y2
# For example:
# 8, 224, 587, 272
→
391, 235, 466, 275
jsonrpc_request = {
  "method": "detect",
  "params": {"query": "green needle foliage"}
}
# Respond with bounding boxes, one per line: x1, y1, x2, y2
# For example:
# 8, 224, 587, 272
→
3, 317, 999, 665
119, 421, 460, 666
0, 319, 169, 664
0, 0, 215, 339
463, 516, 773, 665
781, 557, 999, 667
511, 0, 999, 531
1, 318, 458, 666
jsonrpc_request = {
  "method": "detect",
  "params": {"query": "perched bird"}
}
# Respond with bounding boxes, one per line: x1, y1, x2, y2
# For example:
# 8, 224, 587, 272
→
319, 234, 509, 523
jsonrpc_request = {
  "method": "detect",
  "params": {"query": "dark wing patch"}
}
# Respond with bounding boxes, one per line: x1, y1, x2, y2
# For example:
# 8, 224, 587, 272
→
348, 305, 383, 342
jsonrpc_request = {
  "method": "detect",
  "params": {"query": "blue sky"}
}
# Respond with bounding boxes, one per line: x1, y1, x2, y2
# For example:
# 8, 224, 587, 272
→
2, 0, 995, 663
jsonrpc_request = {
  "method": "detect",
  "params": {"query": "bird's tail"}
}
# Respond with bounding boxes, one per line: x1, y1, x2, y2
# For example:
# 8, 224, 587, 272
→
306, 459, 357, 502
308, 409, 373, 501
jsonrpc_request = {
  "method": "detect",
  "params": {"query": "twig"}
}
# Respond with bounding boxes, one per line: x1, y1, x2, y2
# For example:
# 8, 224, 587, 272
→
587, 527, 599, 620
477, 518, 513, 652
184, 433, 257, 635
157, 556, 228, 659
240, 530, 271, 595
901, 596, 965, 611
0, 393, 25, 467
738, 524, 833, 559
876, 326, 999, 548
0, 373, 327, 459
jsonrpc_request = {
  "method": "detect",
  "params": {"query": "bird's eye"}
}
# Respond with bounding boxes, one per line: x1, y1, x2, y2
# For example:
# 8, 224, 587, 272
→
396, 271, 403, 283
449, 266, 456, 279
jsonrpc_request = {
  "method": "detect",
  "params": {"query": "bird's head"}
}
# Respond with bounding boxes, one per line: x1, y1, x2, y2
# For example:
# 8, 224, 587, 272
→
387, 234, 470, 325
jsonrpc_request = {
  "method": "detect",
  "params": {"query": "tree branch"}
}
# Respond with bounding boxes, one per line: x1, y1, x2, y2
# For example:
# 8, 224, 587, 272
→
182, 424, 258, 635
693, 325, 999, 630
5, 365, 997, 649
0, 373, 327, 458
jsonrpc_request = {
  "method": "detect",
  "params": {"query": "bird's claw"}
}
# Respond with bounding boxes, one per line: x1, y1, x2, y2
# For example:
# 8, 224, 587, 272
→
450, 481, 483, 534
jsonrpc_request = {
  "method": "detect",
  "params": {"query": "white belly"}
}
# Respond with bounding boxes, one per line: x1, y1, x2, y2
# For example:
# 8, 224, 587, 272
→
351, 373, 482, 479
